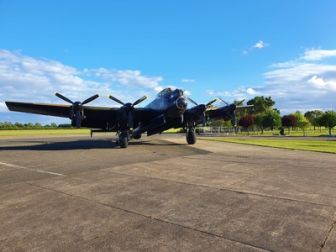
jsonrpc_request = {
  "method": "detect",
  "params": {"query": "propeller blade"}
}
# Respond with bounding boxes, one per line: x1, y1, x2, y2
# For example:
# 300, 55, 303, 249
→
236, 99, 245, 106
187, 97, 198, 106
55, 93, 74, 104
218, 97, 229, 105
82, 94, 99, 105
109, 95, 125, 106
133, 95, 147, 106
206, 98, 218, 107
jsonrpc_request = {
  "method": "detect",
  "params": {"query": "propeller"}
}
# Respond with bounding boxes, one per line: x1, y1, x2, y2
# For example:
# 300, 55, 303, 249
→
187, 97, 198, 106
55, 93, 99, 128
218, 98, 253, 132
235, 99, 245, 106
217, 98, 239, 128
186, 97, 218, 126
218, 97, 229, 106
109, 95, 147, 129
187, 97, 217, 107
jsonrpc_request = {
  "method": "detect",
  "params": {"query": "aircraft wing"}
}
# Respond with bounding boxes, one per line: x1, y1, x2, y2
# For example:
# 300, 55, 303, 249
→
5, 101, 118, 129
205, 105, 235, 121
236, 105, 254, 110
5, 101, 71, 118
5, 101, 159, 129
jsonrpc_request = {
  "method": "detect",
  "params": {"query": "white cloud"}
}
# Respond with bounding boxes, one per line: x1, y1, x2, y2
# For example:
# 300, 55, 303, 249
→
302, 49, 336, 61
0, 102, 7, 112
253, 40, 267, 49
0, 49, 168, 122
246, 87, 257, 95
85, 68, 163, 92
243, 40, 269, 55
181, 78, 195, 83
209, 49, 336, 113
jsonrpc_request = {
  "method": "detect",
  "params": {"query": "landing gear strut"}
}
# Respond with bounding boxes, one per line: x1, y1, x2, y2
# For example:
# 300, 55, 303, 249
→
118, 131, 129, 148
186, 127, 196, 145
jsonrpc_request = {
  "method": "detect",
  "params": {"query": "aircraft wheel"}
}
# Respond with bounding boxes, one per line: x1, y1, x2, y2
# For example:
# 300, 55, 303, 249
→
186, 128, 196, 145
133, 134, 141, 140
119, 132, 129, 148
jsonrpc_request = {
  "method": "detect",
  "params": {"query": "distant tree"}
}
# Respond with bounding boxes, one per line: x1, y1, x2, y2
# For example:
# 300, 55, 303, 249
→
254, 114, 265, 134
262, 110, 281, 130
15, 122, 23, 128
26, 123, 34, 129
238, 115, 255, 129
247, 96, 275, 114
294, 111, 310, 135
318, 111, 336, 136
58, 124, 72, 128
208, 119, 225, 127
50, 123, 58, 128
34, 123, 42, 128
304, 110, 323, 130
281, 115, 297, 134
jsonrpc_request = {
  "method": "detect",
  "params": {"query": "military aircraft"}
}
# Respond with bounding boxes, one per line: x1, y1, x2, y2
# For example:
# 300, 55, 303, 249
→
5, 88, 252, 148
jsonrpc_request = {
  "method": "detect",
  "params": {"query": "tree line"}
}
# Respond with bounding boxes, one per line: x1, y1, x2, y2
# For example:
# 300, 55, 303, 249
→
211, 96, 336, 136
0, 122, 72, 130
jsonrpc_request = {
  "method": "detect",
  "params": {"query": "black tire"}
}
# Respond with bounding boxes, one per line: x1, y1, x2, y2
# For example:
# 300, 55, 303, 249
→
133, 134, 141, 140
119, 136, 128, 148
186, 128, 196, 145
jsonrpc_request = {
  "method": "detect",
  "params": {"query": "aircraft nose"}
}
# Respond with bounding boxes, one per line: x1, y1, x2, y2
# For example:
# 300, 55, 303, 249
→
176, 97, 187, 112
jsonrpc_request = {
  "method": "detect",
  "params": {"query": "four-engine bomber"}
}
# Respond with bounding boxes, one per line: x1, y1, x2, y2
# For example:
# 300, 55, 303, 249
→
5, 88, 252, 148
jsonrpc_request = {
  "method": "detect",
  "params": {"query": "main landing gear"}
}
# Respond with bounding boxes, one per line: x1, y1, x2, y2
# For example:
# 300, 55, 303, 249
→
117, 131, 129, 148
116, 131, 141, 148
186, 127, 196, 145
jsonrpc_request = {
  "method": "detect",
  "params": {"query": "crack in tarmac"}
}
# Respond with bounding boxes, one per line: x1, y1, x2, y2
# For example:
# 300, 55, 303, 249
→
319, 215, 336, 251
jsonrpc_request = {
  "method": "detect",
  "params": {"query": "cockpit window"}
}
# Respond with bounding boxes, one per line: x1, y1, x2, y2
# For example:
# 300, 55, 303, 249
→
173, 89, 184, 96
157, 88, 183, 97
157, 88, 173, 97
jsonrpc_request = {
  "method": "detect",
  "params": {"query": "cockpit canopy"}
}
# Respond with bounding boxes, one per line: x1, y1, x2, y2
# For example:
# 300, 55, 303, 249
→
157, 88, 184, 98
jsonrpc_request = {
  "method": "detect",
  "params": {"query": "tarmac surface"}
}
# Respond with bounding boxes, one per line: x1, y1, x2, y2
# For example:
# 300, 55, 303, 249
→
0, 134, 336, 252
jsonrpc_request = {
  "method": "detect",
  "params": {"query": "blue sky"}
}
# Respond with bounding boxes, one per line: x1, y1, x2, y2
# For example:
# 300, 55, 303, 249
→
1, 0, 336, 123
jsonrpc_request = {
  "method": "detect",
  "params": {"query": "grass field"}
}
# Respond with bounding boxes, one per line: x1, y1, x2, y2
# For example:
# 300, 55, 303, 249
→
236, 128, 333, 137
200, 127, 333, 137
200, 137, 336, 154
0, 129, 90, 137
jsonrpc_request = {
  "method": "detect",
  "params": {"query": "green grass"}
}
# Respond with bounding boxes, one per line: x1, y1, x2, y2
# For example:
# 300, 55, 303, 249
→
0, 128, 90, 137
236, 128, 332, 137
200, 137, 336, 154
164, 128, 183, 133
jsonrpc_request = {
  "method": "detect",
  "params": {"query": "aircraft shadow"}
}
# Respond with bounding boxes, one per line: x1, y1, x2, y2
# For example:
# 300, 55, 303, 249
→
0, 139, 183, 151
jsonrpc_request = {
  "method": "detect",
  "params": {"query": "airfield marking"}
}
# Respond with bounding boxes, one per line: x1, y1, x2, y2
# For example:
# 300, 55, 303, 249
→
0, 161, 64, 176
